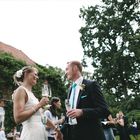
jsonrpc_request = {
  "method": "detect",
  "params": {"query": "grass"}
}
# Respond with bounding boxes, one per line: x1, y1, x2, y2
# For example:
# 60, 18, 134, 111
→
115, 134, 140, 140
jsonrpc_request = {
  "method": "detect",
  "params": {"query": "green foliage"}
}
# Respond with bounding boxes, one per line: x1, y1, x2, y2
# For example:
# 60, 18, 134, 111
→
0, 53, 26, 133
79, 0, 140, 114
0, 53, 26, 94
4, 101, 15, 133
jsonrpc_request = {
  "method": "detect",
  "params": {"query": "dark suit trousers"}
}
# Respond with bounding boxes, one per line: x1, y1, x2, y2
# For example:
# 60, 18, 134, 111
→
64, 123, 106, 140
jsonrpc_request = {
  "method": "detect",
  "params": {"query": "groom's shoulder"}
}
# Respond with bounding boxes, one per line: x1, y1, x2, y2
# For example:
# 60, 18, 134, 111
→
83, 79, 98, 85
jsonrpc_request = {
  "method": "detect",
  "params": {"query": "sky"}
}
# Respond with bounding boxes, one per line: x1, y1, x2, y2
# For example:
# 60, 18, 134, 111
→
0, 0, 101, 72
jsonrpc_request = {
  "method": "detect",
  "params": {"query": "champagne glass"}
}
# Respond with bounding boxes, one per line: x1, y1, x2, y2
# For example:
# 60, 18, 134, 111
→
42, 84, 52, 98
65, 99, 71, 111
42, 84, 52, 111
65, 99, 77, 125
60, 113, 65, 119
65, 99, 71, 124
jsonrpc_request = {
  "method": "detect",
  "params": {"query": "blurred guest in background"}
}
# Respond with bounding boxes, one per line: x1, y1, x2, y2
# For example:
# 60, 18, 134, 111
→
130, 117, 138, 140
116, 111, 130, 140
44, 97, 64, 140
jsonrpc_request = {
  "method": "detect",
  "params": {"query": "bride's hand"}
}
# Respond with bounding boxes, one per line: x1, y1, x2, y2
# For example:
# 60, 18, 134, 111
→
39, 97, 49, 107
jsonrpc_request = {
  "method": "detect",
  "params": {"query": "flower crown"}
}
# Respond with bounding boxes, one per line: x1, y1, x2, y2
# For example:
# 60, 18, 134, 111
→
16, 69, 23, 78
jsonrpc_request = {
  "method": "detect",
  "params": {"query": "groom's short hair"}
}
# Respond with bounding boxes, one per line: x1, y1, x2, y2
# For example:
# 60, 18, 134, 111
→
68, 61, 82, 73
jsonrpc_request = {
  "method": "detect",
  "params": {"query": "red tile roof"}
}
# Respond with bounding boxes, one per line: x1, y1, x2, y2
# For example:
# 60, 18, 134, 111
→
0, 42, 36, 65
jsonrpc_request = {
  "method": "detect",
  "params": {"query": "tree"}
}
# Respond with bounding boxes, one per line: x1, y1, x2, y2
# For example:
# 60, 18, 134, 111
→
0, 53, 27, 132
79, 0, 140, 112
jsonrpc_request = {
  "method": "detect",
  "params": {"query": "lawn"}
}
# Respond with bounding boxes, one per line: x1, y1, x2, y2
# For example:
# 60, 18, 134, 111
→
115, 134, 140, 140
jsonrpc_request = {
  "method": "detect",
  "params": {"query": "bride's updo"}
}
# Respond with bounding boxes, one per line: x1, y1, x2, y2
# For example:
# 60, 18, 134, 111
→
13, 66, 38, 86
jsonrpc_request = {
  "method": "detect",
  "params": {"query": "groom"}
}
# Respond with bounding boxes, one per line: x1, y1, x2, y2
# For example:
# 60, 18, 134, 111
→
64, 61, 110, 140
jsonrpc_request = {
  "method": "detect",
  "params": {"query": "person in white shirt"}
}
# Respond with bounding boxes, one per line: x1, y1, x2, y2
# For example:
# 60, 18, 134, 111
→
0, 99, 7, 140
0, 99, 5, 130
130, 118, 138, 140
0, 128, 7, 140
44, 97, 64, 140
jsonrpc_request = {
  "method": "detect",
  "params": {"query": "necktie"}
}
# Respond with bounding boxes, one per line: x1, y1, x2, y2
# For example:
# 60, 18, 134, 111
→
69, 83, 78, 125
71, 83, 77, 108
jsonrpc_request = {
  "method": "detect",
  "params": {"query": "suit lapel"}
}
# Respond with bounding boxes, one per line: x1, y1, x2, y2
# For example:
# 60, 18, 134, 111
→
76, 79, 87, 107
67, 86, 72, 99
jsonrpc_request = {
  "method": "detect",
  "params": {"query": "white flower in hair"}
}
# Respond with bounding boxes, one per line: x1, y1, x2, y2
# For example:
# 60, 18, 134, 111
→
16, 69, 23, 78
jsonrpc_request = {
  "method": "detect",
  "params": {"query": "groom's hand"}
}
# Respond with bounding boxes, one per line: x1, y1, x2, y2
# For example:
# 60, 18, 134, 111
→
67, 109, 83, 118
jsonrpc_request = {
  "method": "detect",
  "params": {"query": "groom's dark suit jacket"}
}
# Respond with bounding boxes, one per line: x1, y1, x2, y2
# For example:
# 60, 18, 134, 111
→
66, 79, 110, 140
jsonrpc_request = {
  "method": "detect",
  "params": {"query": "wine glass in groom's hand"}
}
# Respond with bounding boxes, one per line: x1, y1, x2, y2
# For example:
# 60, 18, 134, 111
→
65, 99, 71, 111
65, 99, 77, 125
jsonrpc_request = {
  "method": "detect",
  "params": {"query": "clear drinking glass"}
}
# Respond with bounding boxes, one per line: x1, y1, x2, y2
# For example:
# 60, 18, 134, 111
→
42, 84, 52, 98
65, 99, 77, 125
65, 99, 71, 111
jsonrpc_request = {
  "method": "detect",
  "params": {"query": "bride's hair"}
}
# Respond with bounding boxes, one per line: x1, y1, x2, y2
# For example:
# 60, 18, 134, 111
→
13, 66, 38, 86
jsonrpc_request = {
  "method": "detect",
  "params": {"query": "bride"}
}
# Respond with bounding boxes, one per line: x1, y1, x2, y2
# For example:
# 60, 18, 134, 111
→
12, 66, 60, 140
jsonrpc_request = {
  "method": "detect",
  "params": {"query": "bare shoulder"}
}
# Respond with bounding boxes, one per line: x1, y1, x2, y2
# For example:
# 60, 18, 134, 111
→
13, 86, 27, 100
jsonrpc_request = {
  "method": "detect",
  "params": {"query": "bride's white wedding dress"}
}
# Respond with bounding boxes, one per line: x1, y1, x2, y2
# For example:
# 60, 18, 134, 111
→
18, 86, 48, 140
